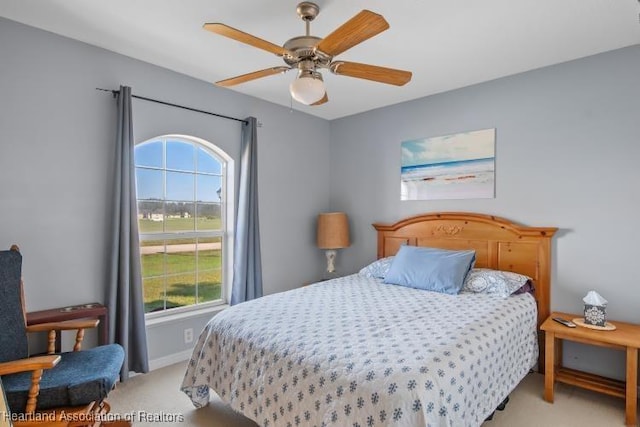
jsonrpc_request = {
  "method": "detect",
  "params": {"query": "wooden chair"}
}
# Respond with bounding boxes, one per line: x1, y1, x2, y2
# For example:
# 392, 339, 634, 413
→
0, 246, 130, 426
1, 376, 13, 427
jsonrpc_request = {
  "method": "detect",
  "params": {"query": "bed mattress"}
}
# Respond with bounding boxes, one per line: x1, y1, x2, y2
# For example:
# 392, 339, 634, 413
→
181, 274, 538, 427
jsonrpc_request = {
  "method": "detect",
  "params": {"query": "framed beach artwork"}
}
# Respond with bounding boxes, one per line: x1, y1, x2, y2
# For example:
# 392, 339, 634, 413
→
401, 128, 496, 201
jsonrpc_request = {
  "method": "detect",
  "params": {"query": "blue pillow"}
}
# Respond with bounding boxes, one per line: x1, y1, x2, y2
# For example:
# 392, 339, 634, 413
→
383, 246, 476, 294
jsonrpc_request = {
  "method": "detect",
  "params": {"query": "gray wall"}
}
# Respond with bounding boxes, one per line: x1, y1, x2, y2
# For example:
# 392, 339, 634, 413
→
2, 15, 639, 379
0, 17, 330, 361
329, 45, 640, 380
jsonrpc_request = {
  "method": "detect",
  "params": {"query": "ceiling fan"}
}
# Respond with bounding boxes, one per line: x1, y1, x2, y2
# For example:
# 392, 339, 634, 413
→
203, 2, 412, 106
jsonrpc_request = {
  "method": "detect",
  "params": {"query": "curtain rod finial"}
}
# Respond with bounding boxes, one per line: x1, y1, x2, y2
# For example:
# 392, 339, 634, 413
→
96, 87, 119, 98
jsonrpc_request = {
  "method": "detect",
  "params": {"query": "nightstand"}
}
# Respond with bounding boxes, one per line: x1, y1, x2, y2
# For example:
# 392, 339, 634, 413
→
541, 312, 640, 426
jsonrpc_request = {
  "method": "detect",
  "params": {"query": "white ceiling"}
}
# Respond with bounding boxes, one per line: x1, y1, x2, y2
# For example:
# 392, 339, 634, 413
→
1, 0, 638, 120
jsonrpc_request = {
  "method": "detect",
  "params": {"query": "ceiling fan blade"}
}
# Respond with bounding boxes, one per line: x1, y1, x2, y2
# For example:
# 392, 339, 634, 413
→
311, 92, 329, 106
315, 10, 389, 57
203, 23, 289, 57
216, 67, 290, 87
330, 61, 412, 86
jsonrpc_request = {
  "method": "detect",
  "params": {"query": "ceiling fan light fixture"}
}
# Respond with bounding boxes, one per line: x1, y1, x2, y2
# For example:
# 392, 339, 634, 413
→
289, 70, 325, 105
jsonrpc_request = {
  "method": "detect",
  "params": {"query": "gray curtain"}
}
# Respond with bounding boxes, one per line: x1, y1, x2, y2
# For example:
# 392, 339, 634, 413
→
231, 117, 263, 305
107, 85, 149, 380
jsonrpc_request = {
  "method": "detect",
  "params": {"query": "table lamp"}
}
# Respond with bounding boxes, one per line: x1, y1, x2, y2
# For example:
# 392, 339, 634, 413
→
316, 212, 350, 273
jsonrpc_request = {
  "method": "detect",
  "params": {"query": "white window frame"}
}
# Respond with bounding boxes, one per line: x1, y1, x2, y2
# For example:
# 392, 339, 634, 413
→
135, 134, 234, 322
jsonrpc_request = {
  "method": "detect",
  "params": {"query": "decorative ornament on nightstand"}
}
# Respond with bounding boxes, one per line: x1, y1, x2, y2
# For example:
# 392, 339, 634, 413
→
583, 290, 608, 327
316, 212, 350, 274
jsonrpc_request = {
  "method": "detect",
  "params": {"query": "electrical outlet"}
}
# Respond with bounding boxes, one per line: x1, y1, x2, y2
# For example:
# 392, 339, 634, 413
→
184, 328, 194, 344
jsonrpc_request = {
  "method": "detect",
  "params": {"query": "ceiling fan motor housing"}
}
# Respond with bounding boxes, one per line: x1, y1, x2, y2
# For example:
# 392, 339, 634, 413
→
283, 36, 331, 68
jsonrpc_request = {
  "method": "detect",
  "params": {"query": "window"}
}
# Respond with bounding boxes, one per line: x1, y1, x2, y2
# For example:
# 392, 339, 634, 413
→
134, 135, 233, 315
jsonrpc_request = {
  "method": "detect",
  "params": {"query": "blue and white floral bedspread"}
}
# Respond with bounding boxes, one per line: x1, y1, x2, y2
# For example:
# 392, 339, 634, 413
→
181, 274, 538, 427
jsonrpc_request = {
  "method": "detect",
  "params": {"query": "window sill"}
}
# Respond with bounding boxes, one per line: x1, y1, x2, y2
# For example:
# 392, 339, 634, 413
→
145, 303, 228, 328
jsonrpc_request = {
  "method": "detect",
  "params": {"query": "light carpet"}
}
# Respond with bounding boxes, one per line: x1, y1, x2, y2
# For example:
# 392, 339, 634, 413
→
108, 362, 635, 426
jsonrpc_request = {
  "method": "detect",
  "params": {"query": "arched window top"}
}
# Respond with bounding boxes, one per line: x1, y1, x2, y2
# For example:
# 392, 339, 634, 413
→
136, 134, 231, 172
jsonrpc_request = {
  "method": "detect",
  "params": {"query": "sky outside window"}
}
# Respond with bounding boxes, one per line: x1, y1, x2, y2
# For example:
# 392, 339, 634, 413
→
135, 140, 222, 202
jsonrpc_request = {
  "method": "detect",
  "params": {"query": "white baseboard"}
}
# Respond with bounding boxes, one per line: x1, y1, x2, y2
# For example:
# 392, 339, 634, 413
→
149, 349, 193, 371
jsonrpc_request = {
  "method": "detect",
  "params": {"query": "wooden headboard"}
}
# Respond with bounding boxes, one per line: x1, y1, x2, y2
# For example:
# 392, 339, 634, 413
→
373, 212, 557, 329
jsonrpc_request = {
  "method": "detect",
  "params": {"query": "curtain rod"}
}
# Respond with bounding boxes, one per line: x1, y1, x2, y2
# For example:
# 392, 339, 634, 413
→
96, 88, 248, 125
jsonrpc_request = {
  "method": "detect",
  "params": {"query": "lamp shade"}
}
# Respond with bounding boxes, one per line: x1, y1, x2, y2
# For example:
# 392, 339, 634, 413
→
317, 212, 350, 249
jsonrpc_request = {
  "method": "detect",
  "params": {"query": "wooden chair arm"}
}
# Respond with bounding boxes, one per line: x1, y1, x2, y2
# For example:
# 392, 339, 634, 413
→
0, 355, 60, 376
26, 320, 100, 354
26, 319, 100, 332
0, 355, 60, 414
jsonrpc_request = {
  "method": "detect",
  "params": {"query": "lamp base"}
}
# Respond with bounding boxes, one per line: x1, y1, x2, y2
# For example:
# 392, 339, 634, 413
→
325, 249, 337, 273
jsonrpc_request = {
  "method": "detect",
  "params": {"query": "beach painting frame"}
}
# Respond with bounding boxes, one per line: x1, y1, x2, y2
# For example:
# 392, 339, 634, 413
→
401, 128, 495, 201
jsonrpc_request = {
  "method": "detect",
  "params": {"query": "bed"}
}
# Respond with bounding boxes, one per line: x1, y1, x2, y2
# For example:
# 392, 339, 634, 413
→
181, 212, 557, 426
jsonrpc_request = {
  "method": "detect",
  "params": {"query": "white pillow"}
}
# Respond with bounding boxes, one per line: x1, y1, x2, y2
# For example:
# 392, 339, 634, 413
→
462, 268, 532, 298
358, 256, 394, 279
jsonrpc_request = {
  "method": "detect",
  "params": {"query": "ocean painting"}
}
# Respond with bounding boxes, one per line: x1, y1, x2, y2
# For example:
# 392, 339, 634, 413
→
401, 128, 495, 200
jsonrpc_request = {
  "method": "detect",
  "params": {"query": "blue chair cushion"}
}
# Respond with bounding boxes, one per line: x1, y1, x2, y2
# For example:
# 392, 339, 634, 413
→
2, 344, 124, 412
